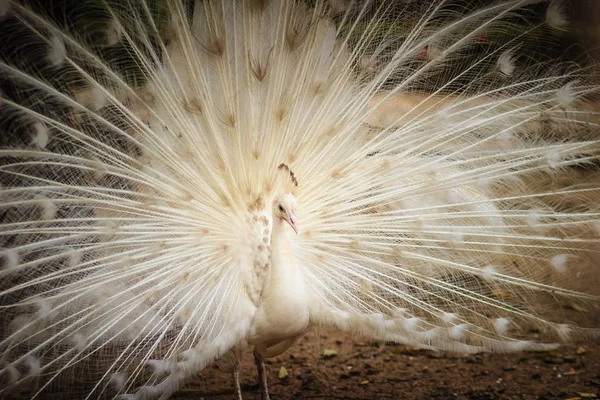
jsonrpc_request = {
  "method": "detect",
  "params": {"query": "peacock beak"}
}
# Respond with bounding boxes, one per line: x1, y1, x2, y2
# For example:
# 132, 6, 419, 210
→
287, 213, 298, 234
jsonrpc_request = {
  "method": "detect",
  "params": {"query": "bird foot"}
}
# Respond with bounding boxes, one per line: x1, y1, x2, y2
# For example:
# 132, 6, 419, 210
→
233, 368, 243, 400
254, 351, 270, 400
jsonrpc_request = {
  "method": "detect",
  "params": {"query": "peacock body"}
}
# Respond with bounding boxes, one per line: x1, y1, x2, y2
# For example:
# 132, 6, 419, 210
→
0, 0, 599, 398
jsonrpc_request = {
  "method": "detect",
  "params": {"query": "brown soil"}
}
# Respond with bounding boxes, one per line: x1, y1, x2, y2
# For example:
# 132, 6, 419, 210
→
175, 329, 600, 400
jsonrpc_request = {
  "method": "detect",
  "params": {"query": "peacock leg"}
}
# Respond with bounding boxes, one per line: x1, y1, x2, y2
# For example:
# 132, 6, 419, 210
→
253, 350, 270, 400
232, 363, 243, 400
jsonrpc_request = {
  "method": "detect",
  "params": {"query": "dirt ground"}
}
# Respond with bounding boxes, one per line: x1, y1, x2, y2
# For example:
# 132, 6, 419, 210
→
174, 329, 600, 400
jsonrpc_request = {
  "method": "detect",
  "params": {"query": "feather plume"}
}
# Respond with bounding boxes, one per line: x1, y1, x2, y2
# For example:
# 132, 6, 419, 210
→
0, 0, 599, 398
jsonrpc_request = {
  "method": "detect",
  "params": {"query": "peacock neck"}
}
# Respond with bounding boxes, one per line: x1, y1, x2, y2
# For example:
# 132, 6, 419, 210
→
268, 217, 297, 282
247, 213, 309, 351
271, 215, 292, 240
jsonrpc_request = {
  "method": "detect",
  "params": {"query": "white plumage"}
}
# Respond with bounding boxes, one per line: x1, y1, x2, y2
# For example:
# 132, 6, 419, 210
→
0, 0, 599, 399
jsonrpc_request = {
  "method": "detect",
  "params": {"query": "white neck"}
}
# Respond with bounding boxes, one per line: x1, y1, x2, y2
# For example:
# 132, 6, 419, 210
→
268, 217, 297, 283
248, 214, 309, 350
264, 215, 308, 315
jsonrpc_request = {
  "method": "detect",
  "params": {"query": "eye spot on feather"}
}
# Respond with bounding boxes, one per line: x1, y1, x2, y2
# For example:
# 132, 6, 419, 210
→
360, 55, 377, 74
275, 106, 288, 121
408, 216, 424, 231
220, 195, 232, 209
174, 189, 192, 202
249, 51, 271, 82
2, 248, 20, 270
546, 150, 561, 168
425, 168, 441, 182
379, 159, 390, 173
331, 167, 344, 179
109, 372, 127, 391
302, 230, 313, 239
496, 47, 516, 77
207, 37, 225, 56
145, 288, 160, 304
391, 308, 407, 319
0, 1, 11, 19
106, 18, 122, 45
140, 90, 155, 104
358, 278, 373, 294
179, 271, 190, 283
31, 122, 49, 149
0, 362, 20, 384
440, 312, 457, 325
391, 246, 403, 260
312, 82, 326, 96
448, 323, 468, 340
117, 255, 134, 270
526, 209, 544, 228
70, 333, 88, 352
550, 254, 569, 273
98, 221, 120, 241
348, 240, 361, 251
556, 81, 578, 108
183, 98, 202, 115
403, 317, 421, 331
152, 241, 167, 253
447, 230, 465, 246
47, 35, 66, 67
476, 177, 492, 191
23, 356, 41, 376
65, 247, 83, 268
215, 157, 226, 173
495, 318, 510, 336
287, 152, 297, 164
263, 180, 273, 193
481, 265, 498, 282
546, 0, 568, 29
224, 112, 236, 128
556, 323, 572, 341
324, 125, 338, 137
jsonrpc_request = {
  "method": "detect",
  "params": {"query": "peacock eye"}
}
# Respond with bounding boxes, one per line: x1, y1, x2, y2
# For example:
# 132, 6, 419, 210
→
278, 205, 284, 212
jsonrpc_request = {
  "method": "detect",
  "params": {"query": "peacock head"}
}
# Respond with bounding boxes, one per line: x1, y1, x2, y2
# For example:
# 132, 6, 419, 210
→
273, 194, 298, 234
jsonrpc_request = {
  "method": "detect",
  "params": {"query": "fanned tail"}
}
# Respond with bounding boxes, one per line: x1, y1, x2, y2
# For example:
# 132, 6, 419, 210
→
0, 0, 598, 399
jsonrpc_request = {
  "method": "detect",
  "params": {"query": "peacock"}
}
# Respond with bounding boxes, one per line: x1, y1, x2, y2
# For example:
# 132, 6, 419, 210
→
0, 0, 599, 398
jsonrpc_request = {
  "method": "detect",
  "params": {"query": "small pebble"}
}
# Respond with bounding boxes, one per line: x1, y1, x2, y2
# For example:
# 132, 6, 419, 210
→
297, 372, 314, 381
278, 366, 288, 379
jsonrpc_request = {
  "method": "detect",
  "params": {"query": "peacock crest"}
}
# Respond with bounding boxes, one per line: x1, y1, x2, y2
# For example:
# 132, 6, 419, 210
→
277, 163, 299, 190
